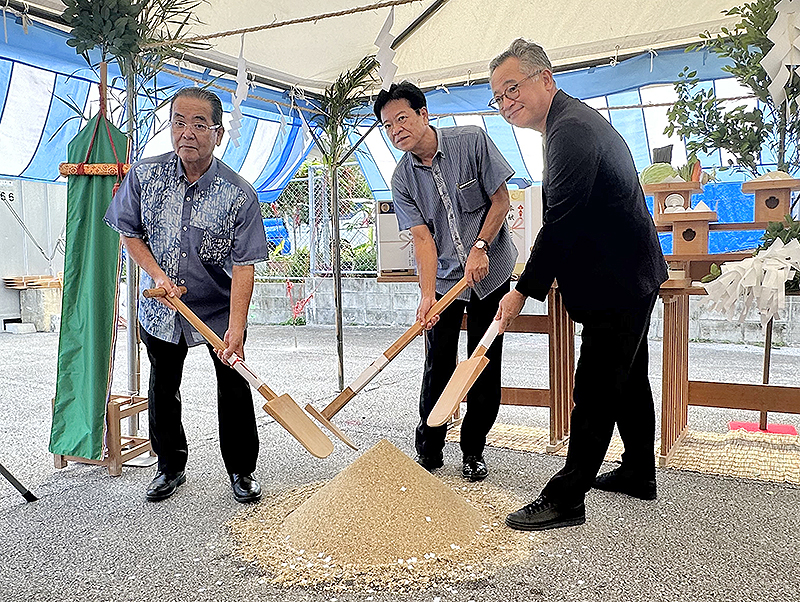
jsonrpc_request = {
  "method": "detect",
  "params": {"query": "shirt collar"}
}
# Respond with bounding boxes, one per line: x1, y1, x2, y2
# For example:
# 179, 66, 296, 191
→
545, 89, 570, 136
174, 153, 219, 190
410, 126, 444, 167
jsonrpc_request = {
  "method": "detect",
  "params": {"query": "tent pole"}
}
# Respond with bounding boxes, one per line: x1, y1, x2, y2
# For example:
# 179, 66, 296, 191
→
125, 73, 141, 435
391, 0, 450, 49
331, 164, 345, 391
331, 122, 379, 392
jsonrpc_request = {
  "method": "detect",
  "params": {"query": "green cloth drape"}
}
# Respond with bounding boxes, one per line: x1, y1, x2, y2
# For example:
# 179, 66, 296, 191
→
49, 113, 127, 460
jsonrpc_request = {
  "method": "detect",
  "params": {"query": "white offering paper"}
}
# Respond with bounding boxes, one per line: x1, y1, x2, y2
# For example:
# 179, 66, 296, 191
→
703, 238, 800, 328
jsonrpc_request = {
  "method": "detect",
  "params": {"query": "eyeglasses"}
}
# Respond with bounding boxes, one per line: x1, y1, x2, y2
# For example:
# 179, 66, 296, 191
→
171, 120, 221, 134
488, 70, 543, 110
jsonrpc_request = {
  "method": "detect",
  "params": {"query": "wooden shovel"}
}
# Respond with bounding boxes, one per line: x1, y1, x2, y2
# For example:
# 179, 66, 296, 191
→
427, 318, 501, 427
308, 277, 469, 446
143, 287, 334, 459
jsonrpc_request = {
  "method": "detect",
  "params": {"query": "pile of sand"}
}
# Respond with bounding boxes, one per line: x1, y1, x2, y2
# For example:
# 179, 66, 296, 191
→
282, 439, 482, 565
229, 439, 529, 591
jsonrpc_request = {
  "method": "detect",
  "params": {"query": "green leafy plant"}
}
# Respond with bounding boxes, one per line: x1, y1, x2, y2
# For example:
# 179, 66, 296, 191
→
701, 262, 722, 283
62, 0, 144, 62
351, 239, 377, 272
261, 246, 311, 279
61, 0, 210, 160
279, 316, 306, 326
665, 0, 800, 178
312, 56, 378, 170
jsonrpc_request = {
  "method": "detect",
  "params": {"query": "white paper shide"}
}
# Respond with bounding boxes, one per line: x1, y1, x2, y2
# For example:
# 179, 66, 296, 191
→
703, 238, 800, 327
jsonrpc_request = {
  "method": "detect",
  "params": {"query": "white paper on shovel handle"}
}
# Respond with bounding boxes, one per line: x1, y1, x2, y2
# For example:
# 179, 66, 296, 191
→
350, 353, 390, 394
478, 319, 501, 350
229, 355, 264, 390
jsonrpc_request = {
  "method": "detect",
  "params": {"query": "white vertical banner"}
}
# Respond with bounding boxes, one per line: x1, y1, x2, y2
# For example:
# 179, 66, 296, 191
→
762, 0, 800, 108
229, 34, 249, 147
374, 7, 398, 91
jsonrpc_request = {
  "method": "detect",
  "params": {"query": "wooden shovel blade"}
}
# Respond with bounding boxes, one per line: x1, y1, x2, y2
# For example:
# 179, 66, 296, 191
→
426, 356, 490, 427
263, 394, 334, 458
305, 404, 359, 451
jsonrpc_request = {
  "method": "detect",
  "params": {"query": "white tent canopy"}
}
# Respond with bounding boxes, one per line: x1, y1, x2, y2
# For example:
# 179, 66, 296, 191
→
26, 0, 741, 93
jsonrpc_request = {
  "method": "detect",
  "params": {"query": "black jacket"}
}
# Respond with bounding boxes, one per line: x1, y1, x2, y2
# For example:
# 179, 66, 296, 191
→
516, 90, 667, 316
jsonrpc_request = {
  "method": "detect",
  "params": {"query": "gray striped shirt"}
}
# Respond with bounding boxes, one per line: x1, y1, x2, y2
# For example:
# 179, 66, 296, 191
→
391, 125, 516, 300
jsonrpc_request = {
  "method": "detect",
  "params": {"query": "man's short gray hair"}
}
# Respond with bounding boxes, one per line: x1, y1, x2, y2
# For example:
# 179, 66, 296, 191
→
170, 87, 224, 126
489, 38, 552, 75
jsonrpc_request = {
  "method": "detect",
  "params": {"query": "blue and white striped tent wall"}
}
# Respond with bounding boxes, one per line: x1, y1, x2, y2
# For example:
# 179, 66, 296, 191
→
0, 18, 314, 202
350, 48, 770, 254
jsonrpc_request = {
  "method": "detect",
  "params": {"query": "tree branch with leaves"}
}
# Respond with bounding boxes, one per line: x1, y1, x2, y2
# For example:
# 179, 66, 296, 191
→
665, 0, 800, 178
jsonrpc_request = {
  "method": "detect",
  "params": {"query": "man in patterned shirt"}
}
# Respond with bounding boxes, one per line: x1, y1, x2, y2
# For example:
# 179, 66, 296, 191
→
374, 82, 517, 481
105, 88, 268, 503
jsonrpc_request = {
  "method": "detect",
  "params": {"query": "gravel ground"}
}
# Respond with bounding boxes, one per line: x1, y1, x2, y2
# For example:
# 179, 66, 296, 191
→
0, 324, 798, 602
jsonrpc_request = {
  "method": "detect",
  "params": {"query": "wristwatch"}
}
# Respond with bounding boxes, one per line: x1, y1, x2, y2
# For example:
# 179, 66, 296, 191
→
473, 238, 489, 252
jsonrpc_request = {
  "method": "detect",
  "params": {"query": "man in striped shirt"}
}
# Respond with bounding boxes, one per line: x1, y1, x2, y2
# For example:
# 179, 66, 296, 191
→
374, 81, 517, 481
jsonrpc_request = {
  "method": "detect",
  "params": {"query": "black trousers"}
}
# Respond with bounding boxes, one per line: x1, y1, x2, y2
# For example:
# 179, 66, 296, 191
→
140, 327, 259, 476
541, 291, 659, 505
415, 280, 510, 459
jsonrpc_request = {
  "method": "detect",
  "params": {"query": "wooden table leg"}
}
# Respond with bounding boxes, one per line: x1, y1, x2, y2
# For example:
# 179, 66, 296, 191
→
660, 293, 690, 466
547, 288, 574, 452
760, 317, 773, 430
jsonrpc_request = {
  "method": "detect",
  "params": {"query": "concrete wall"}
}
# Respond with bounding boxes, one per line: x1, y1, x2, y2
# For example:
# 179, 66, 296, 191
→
250, 277, 420, 327
251, 278, 800, 347
0, 179, 67, 324
20, 288, 62, 333
10, 277, 799, 346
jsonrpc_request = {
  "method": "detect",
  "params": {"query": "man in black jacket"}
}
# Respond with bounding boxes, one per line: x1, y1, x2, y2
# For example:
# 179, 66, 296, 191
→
489, 39, 668, 531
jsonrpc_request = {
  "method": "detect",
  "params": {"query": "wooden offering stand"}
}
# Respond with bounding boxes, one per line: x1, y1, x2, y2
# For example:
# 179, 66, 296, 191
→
643, 181, 717, 256
657, 287, 800, 466
647, 177, 800, 465
740, 177, 800, 222
644, 181, 703, 227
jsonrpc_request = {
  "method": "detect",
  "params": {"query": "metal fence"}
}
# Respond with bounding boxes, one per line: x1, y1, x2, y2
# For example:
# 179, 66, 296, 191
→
255, 162, 377, 280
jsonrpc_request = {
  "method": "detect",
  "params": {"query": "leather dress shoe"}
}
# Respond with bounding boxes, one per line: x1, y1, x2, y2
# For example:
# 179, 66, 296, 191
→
230, 473, 262, 503
415, 454, 444, 472
145, 471, 186, 501
505, 495, 586, 531
593, 467, 657, 500
462, 455, 488, 481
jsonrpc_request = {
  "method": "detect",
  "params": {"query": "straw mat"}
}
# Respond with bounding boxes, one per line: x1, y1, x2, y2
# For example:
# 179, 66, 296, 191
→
446, 422, 800, 486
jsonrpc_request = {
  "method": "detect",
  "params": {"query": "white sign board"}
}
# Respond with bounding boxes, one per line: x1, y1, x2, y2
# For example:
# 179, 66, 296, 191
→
376, 201, 416, 275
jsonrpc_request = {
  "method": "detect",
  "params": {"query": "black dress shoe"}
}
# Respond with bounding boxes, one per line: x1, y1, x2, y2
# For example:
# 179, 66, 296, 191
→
145, 471, 186, 501
462, 455, 488, 481
505, 495, 586, 531
230, 473, 262, 503
593, 467, 657, 500
415, 454, 444, 472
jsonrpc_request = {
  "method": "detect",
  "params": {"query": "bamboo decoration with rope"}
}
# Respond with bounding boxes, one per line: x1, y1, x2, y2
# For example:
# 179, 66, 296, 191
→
59, 62, 129, 179
59, 163, 130, 177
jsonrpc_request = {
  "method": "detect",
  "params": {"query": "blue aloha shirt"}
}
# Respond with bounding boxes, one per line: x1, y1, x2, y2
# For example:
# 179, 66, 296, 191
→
104, 152, 268, 346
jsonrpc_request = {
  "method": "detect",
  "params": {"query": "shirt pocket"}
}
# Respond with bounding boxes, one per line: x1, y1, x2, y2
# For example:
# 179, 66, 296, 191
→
198, 230, 233, 266
456, 178, 486, 213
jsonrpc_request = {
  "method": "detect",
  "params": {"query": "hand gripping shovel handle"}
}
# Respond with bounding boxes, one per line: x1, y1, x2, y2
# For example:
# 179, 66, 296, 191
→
318, 276, 469, 420
426, 318, 501, 427
142, 287, 278, 396
143, 287, 334, 458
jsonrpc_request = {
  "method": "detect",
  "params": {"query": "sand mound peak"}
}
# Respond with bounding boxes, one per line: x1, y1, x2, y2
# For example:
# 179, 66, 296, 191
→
281, 439, 481, 565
